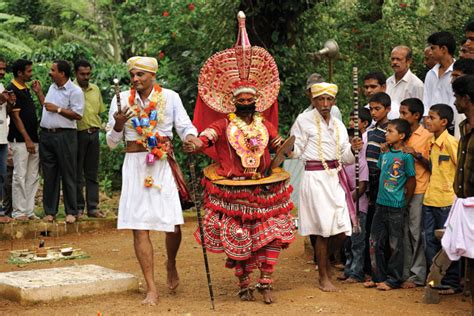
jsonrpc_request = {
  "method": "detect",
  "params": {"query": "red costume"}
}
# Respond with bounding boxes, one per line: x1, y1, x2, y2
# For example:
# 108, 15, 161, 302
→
192, 11, 295, 300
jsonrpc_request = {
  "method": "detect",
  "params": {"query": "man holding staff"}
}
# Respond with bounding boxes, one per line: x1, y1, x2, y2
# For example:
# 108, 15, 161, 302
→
106, 56, 202, 305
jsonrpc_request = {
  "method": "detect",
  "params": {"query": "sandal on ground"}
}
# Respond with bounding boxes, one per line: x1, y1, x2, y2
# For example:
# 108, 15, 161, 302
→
438, 287, 461, 295
14, 215, 30, 222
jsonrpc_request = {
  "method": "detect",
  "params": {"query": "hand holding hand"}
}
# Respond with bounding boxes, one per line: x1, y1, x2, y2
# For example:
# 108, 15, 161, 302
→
183, 135, 203, 153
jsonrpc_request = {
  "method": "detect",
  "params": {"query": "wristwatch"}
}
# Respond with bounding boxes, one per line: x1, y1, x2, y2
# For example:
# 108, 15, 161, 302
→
57, 108, 62, 114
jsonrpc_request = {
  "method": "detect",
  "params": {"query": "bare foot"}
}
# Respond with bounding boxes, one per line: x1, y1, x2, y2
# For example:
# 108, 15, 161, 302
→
166, 260, 180, 291
43, 215, 54, 222
401, 281, 417, 289
336, 272, 348, 281
342, 277, 360, 284
363, 281, 377, 288
141, 291, 158, 305
238, 288, 255, 301
319, 278, 338, 292
376, 282, 394, 291
65, 215, 76, 223
261, 288, 274, 304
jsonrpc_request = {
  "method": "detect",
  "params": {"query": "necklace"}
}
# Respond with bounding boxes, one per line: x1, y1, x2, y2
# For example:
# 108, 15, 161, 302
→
314, 111, 343, 173
128, 83, 168, 188
228, 112, 264, 150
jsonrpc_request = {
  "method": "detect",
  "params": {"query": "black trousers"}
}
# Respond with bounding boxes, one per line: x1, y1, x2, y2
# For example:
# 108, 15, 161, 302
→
39, 129, 78, 216
77, 130, 100, 213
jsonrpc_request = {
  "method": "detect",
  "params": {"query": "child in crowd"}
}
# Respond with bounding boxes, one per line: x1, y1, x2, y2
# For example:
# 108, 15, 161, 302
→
364, 92, 392, 274
340, 107, 371, 283
398, 98, 432, 288
365, 119, 416, 290
423, 103, 461, 294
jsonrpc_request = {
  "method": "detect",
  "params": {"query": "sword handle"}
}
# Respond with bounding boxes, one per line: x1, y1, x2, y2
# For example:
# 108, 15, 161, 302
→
113, 78, 122, 113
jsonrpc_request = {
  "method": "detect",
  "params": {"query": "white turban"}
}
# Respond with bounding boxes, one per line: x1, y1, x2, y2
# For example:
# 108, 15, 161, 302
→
310, 82, 338, 98
126, 56, 158, 73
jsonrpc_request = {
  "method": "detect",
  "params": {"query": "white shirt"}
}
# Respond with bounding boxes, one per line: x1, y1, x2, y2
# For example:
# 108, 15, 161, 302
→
386, 69, 424, 104
40, 79, 85, 129
106, 87, 198, 148
290, 108, 354, 164
422, 61, 455, 116
0, 83, 8, 144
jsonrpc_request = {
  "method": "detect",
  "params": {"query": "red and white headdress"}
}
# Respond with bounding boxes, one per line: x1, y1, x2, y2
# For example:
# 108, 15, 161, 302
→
197, 11, 280, 114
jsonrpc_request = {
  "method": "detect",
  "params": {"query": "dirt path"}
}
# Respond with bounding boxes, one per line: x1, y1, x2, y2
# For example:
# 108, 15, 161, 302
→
0, 220, 470, 315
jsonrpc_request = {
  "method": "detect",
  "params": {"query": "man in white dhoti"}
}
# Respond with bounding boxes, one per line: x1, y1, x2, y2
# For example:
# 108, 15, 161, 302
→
106, 56, 202, 305
290, 82, 362, 292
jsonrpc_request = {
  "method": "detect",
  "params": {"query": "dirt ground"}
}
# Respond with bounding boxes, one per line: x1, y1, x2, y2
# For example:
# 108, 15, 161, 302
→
0, 219, 471, 316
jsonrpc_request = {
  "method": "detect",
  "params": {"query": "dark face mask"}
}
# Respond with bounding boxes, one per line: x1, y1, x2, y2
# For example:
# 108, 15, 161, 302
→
235, 103, 256, 113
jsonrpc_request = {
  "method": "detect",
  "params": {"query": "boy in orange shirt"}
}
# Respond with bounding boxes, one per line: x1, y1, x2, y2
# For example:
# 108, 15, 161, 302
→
398, 98, 432, 288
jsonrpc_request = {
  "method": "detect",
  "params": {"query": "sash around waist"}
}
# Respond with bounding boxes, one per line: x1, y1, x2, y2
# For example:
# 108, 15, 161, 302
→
305, 160, 339, 171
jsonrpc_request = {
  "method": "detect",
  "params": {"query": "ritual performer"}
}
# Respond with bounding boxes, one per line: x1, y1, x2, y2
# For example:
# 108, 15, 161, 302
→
106, 56, 202, 305
290, 83, 362, 292
185, 12, 295, 304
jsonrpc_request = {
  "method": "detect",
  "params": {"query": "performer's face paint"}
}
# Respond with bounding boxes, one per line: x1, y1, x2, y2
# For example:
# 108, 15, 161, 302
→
129, 69, 155, 92
234, 92, 257, 114
311, 94, 335, 120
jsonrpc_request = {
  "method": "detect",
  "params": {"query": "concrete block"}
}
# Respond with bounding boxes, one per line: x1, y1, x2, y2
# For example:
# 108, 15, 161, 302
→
0, 264, 138, 305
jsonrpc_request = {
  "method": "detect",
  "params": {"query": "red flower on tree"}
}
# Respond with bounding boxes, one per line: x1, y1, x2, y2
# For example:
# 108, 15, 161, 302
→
159, 51, 165, 60
399, 3, 408, 8
162, 11, 170, 17
188, 3, 195, 11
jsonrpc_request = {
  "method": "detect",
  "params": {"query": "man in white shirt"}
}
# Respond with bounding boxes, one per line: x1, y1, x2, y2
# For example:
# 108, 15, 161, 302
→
291, 83, 362, 292
107, 56, 201, 305
386, 46, 424, 104
0, 57, 15, 223
423, 31, 458, 134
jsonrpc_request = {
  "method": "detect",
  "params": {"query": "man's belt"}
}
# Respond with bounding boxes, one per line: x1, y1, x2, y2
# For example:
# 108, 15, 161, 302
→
125, 141, 148, 153
305, 160, 339, 171
79, 127, 100, 134
41, 127, 76, 133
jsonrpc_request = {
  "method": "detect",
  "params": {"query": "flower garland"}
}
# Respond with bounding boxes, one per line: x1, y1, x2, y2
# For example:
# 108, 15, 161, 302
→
314, 111, 343, 173
228, 112, 264, 151
128, 83, 168, 188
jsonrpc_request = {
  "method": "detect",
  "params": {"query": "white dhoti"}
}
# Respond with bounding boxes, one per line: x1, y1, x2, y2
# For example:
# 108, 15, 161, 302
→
442, 197, 474, 260
298, 169, 352, 237
117, 152, 184, 232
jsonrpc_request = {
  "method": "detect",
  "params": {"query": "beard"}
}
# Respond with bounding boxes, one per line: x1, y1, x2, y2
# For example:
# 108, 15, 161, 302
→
235, 103, 256, 114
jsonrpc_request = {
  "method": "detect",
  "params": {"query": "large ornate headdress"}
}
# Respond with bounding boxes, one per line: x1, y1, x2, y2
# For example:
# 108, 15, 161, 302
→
197, 11, 280, 114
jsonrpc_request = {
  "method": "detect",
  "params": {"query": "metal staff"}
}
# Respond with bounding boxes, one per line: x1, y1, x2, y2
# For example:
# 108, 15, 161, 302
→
188, 156, 216, 310
113, 78, 122, 113
352, 66, 361, 233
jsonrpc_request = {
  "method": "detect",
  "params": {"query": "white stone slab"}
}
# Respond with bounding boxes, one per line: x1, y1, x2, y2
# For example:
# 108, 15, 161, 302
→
0, 264, 138, 305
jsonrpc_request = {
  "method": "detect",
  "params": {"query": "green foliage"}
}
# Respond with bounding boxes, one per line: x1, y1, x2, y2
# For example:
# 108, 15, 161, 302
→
1, 0, 473, 193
